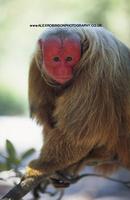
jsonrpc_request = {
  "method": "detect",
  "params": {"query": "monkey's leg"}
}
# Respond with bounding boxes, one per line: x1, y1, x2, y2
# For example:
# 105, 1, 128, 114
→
49, 146, 118, 188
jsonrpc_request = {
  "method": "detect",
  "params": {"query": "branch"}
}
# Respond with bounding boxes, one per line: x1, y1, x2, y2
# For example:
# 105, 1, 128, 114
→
1, 159, 129, 200
67, 173, 130, 188
1, 171, 130, 200
1, 175, 47, 200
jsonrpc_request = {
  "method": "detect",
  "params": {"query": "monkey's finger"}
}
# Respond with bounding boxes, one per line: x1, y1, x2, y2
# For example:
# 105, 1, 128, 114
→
50, 178, 70, 188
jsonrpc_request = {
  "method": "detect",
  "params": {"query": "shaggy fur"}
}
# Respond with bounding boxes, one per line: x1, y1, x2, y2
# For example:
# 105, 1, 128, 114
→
27, 27, 130, 179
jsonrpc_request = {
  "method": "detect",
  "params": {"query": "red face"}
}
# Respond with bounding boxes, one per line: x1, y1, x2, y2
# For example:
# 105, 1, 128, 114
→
39, 35, 81, 84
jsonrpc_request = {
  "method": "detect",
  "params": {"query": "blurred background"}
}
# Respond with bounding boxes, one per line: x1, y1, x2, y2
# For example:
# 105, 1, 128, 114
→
0, 0, 130, 199
0, 0, 130, 169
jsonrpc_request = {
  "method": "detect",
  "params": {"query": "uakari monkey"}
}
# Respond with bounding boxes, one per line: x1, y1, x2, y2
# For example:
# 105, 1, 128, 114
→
26, 26, 130, 187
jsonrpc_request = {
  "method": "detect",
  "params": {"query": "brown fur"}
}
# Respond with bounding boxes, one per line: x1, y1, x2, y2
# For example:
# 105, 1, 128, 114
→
27, 27, 130, 182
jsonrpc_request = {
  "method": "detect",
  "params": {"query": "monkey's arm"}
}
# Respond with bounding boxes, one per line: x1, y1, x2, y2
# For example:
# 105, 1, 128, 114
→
26, 125, 118, 179
28, 57, 56, 127
26, 123, 90, 178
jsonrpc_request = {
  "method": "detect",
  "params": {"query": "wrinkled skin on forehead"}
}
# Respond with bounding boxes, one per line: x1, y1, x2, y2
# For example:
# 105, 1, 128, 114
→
39, 34, 81, 84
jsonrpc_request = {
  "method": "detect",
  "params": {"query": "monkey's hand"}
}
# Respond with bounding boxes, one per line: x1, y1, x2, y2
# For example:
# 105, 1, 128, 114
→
25, 159, 47, 178
50, 172, 72, 188
25, 160, 72, 188
24, 126, 90, 188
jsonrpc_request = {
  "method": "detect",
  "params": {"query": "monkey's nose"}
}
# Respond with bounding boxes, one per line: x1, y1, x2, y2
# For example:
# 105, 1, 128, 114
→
59, 66, 68, 75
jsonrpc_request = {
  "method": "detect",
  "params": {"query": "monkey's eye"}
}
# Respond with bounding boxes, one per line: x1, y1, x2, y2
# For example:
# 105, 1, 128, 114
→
53, 56, 60, 62
66, 56, 73, 62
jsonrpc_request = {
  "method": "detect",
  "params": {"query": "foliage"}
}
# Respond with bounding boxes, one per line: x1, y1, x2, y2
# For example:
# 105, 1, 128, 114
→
0, 139, 35, 171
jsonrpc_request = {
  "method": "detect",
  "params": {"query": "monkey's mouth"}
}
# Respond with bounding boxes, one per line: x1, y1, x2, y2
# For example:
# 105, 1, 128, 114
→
55, 77, 72, 84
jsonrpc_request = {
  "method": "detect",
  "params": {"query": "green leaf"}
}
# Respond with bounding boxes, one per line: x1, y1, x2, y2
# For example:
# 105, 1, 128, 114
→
6, 139, 17, 162
0, 162, 8, 171
21, 148, 35, 160
5, 157, 12, 170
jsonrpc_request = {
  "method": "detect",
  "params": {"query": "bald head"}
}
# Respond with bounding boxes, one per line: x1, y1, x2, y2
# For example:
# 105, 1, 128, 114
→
38, 28, 81, 84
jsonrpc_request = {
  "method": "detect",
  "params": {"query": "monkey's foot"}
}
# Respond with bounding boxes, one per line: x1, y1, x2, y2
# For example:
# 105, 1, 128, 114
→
50, 172, 72, 188
50, 177, 70, 188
